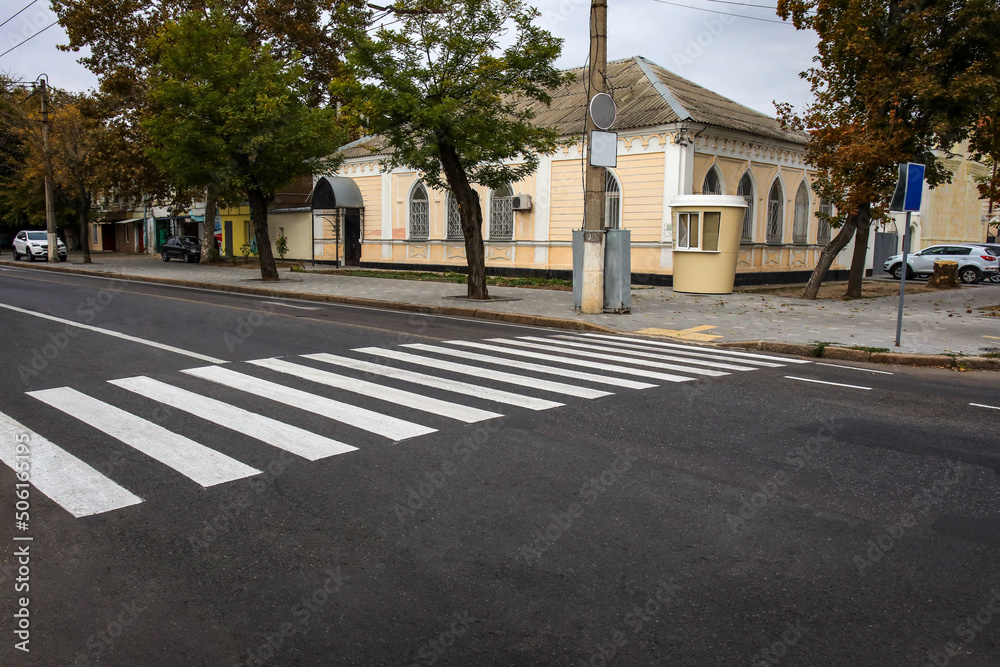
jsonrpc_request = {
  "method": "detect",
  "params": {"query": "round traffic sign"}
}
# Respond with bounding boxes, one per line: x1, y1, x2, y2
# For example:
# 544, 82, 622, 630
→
589, 93, 617, 130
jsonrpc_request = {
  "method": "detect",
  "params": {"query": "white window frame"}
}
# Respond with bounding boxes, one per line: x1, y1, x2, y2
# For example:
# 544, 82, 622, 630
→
489, 184, 514, 241
675, 211, 722, 252
604, 169, 623, 229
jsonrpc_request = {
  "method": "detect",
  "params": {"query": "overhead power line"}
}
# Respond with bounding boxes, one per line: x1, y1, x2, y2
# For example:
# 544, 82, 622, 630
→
705, 0, 779, 9
650, 0, 793, 25
0, 0, 40, 31
0, 19, 59, 60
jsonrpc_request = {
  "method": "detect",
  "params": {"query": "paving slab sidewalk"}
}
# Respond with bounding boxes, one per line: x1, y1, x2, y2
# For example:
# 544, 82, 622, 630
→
2, 253, 998, 358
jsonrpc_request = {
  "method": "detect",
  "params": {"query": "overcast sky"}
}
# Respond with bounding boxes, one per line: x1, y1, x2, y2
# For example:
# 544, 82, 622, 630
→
0, 0, 817, 117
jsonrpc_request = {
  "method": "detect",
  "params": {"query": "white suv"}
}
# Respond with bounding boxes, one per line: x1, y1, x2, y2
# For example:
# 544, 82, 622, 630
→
883, 244, 999, 284
11, 230, 67, 262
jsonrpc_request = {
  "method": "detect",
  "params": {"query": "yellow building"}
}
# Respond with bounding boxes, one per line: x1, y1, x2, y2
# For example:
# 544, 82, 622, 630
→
218, 205, 253, 258
333, 56, 855, 284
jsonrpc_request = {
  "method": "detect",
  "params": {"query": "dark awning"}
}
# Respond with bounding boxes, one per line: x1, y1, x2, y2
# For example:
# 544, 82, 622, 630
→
311, 176, 364, 209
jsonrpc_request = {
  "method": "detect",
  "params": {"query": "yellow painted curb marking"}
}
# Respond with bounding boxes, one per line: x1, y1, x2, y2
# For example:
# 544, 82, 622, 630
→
635, 325, 723, 342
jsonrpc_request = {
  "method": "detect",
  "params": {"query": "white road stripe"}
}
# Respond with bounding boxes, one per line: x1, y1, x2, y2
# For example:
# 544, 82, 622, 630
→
261, 301, 321, 310
0, 302, 226, 364
554, 334, 783, 367
578, 332, 812, 364
487, 339, 728, 377
970, 403, 1000, 411
446, 341, 695, 383
0, 411, 143, 517
784, 376, 872, 390
815, 362, 894, 375
303, 353, 563, 411
355, 347, 612, 399
109, 376, 357, 460
248, 358, 502, 423
182, 366, 434, 441
27, 388, 261, 486
535, 336, 759, 371
401, 343, 657, 390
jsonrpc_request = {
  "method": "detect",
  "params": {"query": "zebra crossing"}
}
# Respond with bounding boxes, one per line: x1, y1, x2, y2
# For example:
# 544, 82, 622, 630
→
0, 333, 809, 519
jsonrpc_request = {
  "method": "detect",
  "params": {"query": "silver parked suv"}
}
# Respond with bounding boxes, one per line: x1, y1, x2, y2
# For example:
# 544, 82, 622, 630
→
883, 244, 999, 284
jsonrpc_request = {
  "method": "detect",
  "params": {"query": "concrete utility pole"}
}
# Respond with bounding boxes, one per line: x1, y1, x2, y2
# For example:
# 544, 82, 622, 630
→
580, 0, 608, 313
38, 76, 58, 262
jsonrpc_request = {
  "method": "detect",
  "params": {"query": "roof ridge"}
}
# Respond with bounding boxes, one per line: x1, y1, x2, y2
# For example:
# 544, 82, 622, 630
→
633, 56, 691, 122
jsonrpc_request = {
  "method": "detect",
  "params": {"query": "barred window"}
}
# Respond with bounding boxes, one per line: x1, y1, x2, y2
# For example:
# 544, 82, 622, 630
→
702, 166, 723, 195
446, 192, 463, 240
605, 169, 622, 229
766, 180, 784, 244
490, 184, 513, 241
817, 198, 833, 244
792, 180, 810, 244
737, 172, 754, 243
408, 181, 429, 240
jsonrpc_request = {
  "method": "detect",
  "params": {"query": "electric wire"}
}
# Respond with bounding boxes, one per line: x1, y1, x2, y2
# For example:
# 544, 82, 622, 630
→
0, 0, 40, 31
705, 0, 778, 9
650, 0, 793, 24
0, 19, 59, 60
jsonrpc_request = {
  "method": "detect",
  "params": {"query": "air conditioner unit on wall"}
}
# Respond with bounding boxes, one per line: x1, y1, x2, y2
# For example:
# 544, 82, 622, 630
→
511, 194, 532, 211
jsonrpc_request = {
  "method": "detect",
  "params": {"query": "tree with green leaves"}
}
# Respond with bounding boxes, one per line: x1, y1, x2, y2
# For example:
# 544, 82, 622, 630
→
143, 8, 346, 281
335, 0, 566, 299
776, 0, 1000, 299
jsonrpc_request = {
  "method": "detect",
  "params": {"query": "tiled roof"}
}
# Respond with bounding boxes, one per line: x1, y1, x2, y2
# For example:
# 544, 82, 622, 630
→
339, 55, 806, 159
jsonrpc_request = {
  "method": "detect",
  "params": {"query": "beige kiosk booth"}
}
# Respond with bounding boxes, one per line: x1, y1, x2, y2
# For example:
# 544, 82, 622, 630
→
670, 195, 748, 294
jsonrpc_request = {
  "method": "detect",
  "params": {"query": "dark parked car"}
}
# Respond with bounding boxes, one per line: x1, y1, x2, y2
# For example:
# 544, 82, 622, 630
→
161, 236, 202, 263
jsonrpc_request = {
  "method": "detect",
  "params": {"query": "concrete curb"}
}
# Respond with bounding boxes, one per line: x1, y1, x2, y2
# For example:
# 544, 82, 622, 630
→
719, 340, 1000, 371
0, 260, 617, 334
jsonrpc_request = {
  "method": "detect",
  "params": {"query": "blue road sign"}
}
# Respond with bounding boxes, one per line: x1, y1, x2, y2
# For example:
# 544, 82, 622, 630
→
889, 163, 925, 212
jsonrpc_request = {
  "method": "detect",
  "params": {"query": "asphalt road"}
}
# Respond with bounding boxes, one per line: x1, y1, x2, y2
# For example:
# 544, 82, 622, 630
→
0, 265, 998, 667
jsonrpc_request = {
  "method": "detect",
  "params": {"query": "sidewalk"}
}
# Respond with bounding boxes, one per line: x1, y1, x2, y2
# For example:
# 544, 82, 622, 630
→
3, 252, 998, 358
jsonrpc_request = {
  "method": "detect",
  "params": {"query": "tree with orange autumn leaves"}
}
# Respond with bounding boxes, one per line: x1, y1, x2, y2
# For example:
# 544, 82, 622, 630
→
776, 0, 1000, 298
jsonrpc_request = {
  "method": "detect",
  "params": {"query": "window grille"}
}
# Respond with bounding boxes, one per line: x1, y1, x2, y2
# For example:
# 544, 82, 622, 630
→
792, 180, 810, 244
605, 170, 622, 229
702, 166, 723, 195
490, 185, 513, 241
737, 172, 754, 242
817, 199, 833, 244
446, 192, 463, 240
409, 182, 429, 240
766, 180, 784, 244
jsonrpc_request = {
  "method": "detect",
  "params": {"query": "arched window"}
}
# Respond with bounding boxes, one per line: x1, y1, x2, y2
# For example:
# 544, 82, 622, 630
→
817, 198, 833, 244
490, 184, 514, 241
702, 166, 723, 195
792, 180, 810, 244
766, 180, 784, 244
408, 181, 429, 240
737, 171, 754, 243
605, 169, 622, 229
446, 192, 462, 240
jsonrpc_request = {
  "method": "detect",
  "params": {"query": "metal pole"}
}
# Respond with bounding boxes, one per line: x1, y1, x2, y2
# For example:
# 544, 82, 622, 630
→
39, 77, 58, 262
579, 0, 607, 314
894, 210, 911, 347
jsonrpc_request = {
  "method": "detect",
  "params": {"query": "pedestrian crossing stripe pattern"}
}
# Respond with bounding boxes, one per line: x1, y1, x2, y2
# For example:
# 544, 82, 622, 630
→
2, 333, 807, 519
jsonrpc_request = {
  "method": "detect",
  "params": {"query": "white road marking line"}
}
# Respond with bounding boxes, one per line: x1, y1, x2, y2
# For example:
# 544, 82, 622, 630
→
784, 376, 872, 390
183, 366, 434, 441
303, 353, 563, 411
0, 411, 143, 518
401, 343, 657, 390
553, 334, 783, 368
0, 302, 226, 364
970, 403, 1000, 411
578, 332, 812, 364
488, 339, 728, 377
815, 363, 894, 375
261, 301, 321, 310
27, 388, 261, 486
248, 358, 502, 423
355, 347, 612, 399
535, 336, 760, 371
109, 376, 357, 460
447, 340, 695, 383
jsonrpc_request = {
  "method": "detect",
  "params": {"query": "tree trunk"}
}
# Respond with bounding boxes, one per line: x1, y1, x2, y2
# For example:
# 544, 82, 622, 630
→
801, 212, 859, 299
438, 142, 489, 299
844, 203, 873, 298
78, 187, 91, 264
201, 185, 218, 263
247, 182, 279, 281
